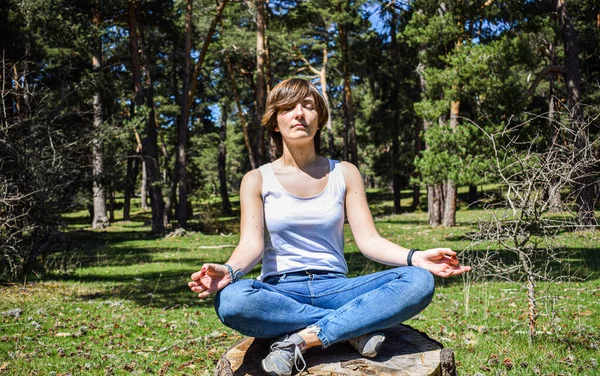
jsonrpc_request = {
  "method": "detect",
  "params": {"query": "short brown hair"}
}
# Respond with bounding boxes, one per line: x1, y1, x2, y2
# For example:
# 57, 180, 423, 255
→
262, 78, 329, 156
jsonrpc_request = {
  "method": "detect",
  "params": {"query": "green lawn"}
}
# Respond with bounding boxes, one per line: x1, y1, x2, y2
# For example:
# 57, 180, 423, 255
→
1, 197, 598, 375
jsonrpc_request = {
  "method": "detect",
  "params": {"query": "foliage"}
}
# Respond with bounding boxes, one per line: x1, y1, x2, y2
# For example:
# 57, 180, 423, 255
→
1, 0, 600, 277
414, 122, 491, 186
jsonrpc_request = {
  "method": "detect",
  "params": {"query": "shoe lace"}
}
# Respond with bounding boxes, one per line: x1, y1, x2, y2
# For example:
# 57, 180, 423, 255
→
270, 340, 307, 373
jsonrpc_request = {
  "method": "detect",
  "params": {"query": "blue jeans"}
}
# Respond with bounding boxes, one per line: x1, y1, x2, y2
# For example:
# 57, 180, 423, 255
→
214, 266, 434, 348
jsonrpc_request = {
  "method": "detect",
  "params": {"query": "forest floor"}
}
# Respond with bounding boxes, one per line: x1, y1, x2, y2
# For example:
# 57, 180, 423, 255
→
1, 191, 599, 375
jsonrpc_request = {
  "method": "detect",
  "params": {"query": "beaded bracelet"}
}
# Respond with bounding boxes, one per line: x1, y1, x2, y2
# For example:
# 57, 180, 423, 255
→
223, 263, 235, 284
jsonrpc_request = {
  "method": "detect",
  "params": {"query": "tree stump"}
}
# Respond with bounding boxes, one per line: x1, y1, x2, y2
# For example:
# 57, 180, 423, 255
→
215, 324, 456, 376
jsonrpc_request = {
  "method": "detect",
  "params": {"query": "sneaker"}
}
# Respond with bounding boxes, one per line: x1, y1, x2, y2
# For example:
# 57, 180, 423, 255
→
261, 333, 308, 376
347, 332, 386, 358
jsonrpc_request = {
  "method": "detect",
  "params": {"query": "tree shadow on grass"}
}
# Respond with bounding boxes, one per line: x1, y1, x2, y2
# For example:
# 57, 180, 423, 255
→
58, 266, 223, 309
462, 247, 599, 281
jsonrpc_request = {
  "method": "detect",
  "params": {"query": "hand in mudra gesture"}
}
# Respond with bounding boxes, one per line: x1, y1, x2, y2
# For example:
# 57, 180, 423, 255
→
412, 248, 471, 278
188, 263, 232, 299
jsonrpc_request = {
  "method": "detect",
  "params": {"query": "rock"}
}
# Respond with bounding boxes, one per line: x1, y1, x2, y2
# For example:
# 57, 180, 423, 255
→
216, 324, 456, 376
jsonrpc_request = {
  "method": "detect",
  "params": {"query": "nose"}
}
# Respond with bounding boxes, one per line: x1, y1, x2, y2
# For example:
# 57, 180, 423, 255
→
292, 103, 304, 117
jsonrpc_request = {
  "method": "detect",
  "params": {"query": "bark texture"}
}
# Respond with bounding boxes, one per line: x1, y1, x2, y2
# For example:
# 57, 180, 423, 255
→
219, 102, 232, 215
339, 19, 358, 166
91, 2, 108, 229
254, 0, 267, 167
129, 0, 166, 233
176, 0, 193, 228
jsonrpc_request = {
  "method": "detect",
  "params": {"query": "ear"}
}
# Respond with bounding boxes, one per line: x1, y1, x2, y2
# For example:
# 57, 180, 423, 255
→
275, 126, 280, 132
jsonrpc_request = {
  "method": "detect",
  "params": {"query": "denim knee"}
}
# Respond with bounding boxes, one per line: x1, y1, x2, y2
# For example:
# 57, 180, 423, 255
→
407, 266, 435, 306
214, 280, 255, 326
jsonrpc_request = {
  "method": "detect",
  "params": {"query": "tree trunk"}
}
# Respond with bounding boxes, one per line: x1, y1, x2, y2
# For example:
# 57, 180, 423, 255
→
142, 86, 166, 234
339, 20, 358, 166
442, 81, 460, 227
219, 101, 232, 215
127, 0, 149, 212
141, 160, 149, 210
417, 59, 440, 224
165, 167, 178, 222
226, 55, 257, 169
123, 150, 139, 221
91, 2, 108, 230
133, 0, 166, 233
389, 5, 402, 214
443, 180, 456, 227
428, 184, 444, 227
255, 0, 267, 167
412, 117, 423, 210
319, 48, 335, 159
123, 151, 133, 221
548, 71, 562, 212
175, 0, 193, 229
108, 183, 115, 223
188, 0, 229, 109
556, 0, 597, 226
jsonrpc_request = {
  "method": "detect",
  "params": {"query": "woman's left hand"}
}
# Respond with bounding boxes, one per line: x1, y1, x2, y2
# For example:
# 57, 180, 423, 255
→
411, 248, 471, 278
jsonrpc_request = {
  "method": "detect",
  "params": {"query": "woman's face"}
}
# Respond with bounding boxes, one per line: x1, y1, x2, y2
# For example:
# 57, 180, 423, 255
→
275, 96, 320, 144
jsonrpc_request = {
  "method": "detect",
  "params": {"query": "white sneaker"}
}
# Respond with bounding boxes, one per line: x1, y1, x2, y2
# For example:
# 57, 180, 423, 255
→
347, 332, 386, 358
261, 333, 307, 376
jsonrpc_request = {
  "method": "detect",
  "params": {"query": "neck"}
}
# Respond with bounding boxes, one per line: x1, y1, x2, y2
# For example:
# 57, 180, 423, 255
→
280, 143, 320, 169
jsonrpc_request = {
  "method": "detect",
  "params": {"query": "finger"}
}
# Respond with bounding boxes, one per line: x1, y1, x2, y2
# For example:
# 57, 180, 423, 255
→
446, 265, 471, 277
436, 248, 456, 256
191, 266, 209, 280
198, 291, 212, 299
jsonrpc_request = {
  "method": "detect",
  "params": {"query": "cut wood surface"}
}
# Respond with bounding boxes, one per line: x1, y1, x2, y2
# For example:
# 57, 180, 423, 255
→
216, 324, 456, 376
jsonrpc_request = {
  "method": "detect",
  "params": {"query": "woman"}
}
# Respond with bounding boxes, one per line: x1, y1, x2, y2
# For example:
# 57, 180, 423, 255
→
189, 78, 471, 376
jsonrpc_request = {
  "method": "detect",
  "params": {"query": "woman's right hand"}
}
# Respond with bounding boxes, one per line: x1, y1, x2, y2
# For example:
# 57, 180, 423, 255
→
188, 263, 232, 299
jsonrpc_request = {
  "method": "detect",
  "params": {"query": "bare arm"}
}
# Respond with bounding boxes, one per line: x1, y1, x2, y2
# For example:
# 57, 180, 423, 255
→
189, 169, 265, 298
342, 162, 470, 277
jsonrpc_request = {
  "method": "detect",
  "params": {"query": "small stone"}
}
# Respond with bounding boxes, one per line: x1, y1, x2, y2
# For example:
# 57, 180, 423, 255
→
1, 308, 22, 318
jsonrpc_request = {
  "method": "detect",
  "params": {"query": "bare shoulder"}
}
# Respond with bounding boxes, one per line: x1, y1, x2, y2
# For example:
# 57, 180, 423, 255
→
340, 161, 362, 187
240, 169, 263, 195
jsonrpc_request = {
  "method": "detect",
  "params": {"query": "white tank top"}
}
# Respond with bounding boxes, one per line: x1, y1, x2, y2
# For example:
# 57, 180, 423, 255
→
258, 159, 348, 280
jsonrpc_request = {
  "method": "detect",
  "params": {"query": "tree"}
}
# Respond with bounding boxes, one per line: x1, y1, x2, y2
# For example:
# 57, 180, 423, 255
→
218, 100, 233, 215
91, 0, 109, 229
128, 0, 167, 234
254, 0, 268, 166
470, 116, 599, 342
555, 0, 597, 226
339, 3, 358, 166
175, 0, 193, 228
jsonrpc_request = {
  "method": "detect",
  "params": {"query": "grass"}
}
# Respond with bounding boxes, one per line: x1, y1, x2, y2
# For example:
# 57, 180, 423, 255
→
1, 195, 599, 375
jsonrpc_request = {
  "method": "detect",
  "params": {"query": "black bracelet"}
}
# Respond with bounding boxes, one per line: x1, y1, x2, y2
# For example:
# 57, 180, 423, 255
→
407, 249, 419, 266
